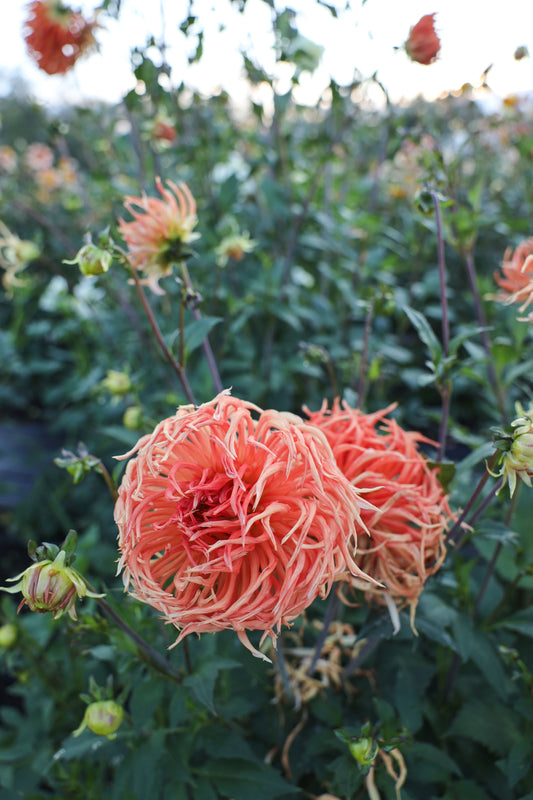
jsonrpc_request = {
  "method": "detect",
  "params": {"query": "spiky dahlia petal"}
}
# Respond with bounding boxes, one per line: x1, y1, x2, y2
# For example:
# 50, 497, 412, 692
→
304, 399, 453, 619
114, 392, 370, 656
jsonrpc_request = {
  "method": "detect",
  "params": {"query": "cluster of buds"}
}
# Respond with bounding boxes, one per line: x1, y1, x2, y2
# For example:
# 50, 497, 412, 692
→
490, 402, 533, 497
0, 531, 103, 620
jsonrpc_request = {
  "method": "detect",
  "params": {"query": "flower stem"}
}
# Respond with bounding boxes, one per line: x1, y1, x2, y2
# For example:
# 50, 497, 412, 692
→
355, 299, 375, 409
127, 260, 196, 404
431, 190, 450, 461
180, 262, 223, 394
94, 593, 183, 683
472, 482, 521, 619
445, 451, 499, 545
96, 460, 119, 502
464, 250, 507, 420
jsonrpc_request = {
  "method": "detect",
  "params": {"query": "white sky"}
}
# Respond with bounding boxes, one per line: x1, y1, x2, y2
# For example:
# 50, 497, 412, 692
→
0, 0, 532, 109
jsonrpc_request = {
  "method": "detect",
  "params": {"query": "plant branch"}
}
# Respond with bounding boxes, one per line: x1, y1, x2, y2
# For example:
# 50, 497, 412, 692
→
180, 262, 223, 395
432, 190, 450, 460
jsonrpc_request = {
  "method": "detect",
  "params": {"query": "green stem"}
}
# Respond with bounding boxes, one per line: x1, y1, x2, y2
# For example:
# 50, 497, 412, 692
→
180, 262, 223, 395
431, 190, 450, 461
96, 460, 119, 502
445, 451, 499, 545
94, 593, 183, 684
126, 258, 196, 404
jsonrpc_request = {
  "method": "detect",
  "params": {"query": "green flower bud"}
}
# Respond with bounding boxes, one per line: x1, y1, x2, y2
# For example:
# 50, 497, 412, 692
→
74, 700, 124, 739
65, 243, 112, 276
348, 736, 378, 766
1, 550, 103, 620
0, 623, 17, 649
101, 370, 132, 396
123, 405, 143, 430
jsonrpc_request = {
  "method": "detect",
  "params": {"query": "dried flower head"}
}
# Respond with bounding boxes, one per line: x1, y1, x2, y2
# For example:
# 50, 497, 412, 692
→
114, 392, 369, 659
405, 13, 441, 65
118, 177, 199, 294
304, 400, 452, 625
24, 1, 98, 75
493, 238, 533, 316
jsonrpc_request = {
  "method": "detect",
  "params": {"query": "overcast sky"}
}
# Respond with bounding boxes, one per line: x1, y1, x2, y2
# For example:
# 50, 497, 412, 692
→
1, 0, 532, 108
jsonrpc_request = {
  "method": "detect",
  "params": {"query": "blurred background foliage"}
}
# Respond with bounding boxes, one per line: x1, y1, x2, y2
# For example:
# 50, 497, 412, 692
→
1, 2, 533, 799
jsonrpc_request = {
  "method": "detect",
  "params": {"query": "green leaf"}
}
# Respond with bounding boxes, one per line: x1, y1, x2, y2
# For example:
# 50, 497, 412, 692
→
452, 615, 510, 698
183, 657, 241, 714
496, 741, 531, 787
402, 305, 442, 365
183, 316, 222, 357
129, 677, 165, 729
406, 741, 462, 780
195, 758, 295, 800
446, 697, 522, 755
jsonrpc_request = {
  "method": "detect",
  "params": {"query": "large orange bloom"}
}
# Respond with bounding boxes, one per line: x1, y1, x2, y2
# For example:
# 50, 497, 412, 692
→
24, 1, 97, 75
493, 238, 533, 315
405, 13, 441, 66
304, 400, 452, 624
114, 393, 369, 659
118, 177, 199, 295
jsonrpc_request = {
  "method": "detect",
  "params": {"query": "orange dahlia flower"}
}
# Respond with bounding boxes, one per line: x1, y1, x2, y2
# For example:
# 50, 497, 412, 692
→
304, 400, 452, 625
493, 238, 533, 315
24, 1, 97, 76
114, 392, 369, 659
118, 177, 199, 295
405, 13, 440, 65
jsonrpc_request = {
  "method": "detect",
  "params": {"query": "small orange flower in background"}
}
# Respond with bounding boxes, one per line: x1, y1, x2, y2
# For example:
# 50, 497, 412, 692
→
24, 1, 98, 76
493, 238, 533, 317
114, 392, 370, 660
404, 13, 441, 65
118, 177, 199, 294
304, 400, 452, 626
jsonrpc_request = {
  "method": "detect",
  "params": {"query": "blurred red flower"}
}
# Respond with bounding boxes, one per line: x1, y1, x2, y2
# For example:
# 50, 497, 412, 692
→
304, 400, 452, 625
24, 1, 97, 75
118, 177, 199, 294
114, 393, 369, 659
405, 13, 440, 65
493, 238, 533, 315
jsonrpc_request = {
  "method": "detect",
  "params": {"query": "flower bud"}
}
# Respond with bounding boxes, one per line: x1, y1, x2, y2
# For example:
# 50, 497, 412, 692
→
74, 700, 124, 739
348, 736, 378, 766
215, 232, 255, 267
491, 402, 533, 496
0, 623, 17, 649
123, 405, 143, 430
101, 370, 132, 396
65, 243, 112, 276
1, 550, 103, 620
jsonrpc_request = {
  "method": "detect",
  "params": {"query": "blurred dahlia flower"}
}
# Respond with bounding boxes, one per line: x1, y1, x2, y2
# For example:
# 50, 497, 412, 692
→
491, 402, 533, 497
24, 1, 98, 75
304, 400, 452, 625
493, 238, 533, 317
404, 13, 441, 65
114, 392, 369, 659
118, 177, 199, 294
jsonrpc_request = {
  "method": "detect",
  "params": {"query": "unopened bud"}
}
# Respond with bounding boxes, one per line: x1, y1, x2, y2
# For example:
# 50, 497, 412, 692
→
348, 736, 378, 766
65, 243, 112, 276
74, 700, 124, 739
0, 623, 17, 649
1, 549, 103, 620
101, 370, 132, 396
123, 405, 143, 430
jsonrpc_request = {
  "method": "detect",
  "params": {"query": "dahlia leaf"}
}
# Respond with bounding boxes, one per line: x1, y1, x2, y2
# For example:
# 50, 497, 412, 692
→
181, 316, 222, 357
402, 304, 442, 365
183, 657, 241, 714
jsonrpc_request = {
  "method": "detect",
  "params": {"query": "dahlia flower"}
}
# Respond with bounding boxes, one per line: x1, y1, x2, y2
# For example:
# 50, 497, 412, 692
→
114, 392, 369, 659
304, 400, 452, 624
493, 238, 533, 316
24, 1, 97, 76
118, 177, 199, 295
405, 13, 441, 65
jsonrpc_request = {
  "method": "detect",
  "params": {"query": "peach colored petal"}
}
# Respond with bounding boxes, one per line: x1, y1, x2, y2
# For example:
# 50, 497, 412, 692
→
304, 399, 453, 620
24, 1, 97, 75
115, 392, 371, 656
